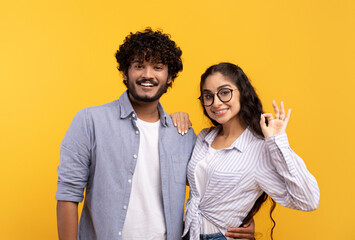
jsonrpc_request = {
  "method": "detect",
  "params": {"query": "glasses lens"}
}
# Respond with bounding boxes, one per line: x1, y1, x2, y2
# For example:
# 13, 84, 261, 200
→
202, 93, 214, 106
217, 89, 232, 102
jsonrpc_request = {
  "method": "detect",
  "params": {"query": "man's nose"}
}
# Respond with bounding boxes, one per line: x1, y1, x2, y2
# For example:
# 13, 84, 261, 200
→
142, 66, 154, 79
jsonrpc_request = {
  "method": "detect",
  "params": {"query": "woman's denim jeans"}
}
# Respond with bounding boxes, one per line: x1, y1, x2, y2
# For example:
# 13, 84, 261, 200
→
199, 232, 227, 240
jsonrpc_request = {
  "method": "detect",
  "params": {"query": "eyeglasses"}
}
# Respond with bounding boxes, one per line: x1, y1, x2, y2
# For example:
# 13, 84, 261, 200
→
198, 88, 238, 107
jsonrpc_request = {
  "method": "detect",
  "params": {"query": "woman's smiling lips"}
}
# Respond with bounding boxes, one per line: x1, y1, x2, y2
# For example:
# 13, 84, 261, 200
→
212, 108, 229, 116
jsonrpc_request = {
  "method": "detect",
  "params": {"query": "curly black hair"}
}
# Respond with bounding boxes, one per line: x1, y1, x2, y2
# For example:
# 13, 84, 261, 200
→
200, 62, 277, 240
115, 28, 183, 88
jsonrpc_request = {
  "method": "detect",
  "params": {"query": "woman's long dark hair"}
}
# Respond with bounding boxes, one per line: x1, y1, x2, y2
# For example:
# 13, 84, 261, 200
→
200, 62, 276, 239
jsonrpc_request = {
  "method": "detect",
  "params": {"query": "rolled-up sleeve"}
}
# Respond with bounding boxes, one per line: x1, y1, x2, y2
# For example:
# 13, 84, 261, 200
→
55, 109, 92, 202
257, 133, 320, 211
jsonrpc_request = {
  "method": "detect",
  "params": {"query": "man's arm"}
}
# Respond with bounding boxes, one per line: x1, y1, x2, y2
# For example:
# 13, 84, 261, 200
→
57, 201, 79, 240
225, 218, 255, 240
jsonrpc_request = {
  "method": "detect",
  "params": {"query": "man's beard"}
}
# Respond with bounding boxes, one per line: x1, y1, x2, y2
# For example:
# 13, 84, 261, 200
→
127, 77, 169, 102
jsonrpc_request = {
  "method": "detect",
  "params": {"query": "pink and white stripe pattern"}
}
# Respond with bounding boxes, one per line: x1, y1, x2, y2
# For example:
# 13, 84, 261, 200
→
183, 126, 320, 240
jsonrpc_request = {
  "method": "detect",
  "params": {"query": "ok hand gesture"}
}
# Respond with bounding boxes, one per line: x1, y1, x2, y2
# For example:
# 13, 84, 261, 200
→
260, 100, 291, 138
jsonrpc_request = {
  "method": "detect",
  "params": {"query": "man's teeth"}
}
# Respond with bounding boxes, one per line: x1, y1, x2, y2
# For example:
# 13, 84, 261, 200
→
140, 82, 154, 87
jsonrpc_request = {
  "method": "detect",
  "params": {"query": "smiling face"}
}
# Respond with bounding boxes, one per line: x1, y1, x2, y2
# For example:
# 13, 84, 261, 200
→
125, 59, 172, 103
202, 72, 241, 125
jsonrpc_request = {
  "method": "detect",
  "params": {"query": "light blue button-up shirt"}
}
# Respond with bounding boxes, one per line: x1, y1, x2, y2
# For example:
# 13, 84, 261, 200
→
56, 91, 196, 240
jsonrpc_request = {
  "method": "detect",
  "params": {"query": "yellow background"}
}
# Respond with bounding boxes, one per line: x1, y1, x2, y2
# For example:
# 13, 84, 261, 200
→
1, 0, 354, 239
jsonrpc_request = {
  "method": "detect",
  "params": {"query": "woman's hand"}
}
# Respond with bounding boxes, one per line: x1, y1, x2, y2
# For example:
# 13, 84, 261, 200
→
170, 112, 192, 135
260, 100, 291, 138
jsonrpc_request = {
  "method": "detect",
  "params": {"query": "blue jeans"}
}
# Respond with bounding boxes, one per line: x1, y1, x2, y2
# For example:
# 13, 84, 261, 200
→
200, 232, 227, 240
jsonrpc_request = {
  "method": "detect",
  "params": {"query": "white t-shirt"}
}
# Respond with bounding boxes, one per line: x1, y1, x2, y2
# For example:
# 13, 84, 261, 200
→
195, 146, 220, 234
122, 118, 166, 240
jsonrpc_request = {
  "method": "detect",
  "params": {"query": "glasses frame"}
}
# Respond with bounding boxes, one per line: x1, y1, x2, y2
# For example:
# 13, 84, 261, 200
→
198, 88, 238, 107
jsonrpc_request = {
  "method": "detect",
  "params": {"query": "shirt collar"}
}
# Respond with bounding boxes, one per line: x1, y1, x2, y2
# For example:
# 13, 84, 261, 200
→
203, 126, 256, 152
118, 90, 169, 127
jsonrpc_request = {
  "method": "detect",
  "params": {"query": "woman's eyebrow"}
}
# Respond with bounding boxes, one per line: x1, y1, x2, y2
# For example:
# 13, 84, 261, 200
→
202, 89, 213, 93
203, 84, 233, 92
217, 84, 233, 90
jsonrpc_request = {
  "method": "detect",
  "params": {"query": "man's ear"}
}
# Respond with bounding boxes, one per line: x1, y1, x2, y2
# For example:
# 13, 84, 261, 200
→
167, 76, 172, 85
123, 73, 128, 86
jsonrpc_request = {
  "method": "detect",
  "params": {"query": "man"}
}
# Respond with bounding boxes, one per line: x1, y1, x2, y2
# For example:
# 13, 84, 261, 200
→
56, 28, 255, 240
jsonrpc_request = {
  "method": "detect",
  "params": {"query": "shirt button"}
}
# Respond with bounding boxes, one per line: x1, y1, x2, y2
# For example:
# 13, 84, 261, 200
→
128, 179, 132, 183
123, 205, 127, 210
132, 113, 136, 118
133, 154, 137, 159
118, 232, 122, 236
135, 130, 139, 134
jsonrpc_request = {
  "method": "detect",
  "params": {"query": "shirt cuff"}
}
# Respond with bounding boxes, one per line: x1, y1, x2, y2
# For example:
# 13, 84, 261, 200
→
265, 132, 297, 176
55, 183, 85, 203
265, 132, 289, 152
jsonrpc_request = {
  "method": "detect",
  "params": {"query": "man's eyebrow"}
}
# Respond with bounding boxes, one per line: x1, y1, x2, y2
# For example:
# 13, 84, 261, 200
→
150, 60, 164, 64
131, 59, 142, 63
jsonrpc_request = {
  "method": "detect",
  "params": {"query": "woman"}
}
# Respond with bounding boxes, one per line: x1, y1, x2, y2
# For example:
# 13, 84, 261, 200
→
180, 63, 320, 240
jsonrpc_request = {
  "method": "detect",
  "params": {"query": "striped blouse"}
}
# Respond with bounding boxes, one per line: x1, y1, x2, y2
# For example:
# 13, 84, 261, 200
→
182, 126, 320, 240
